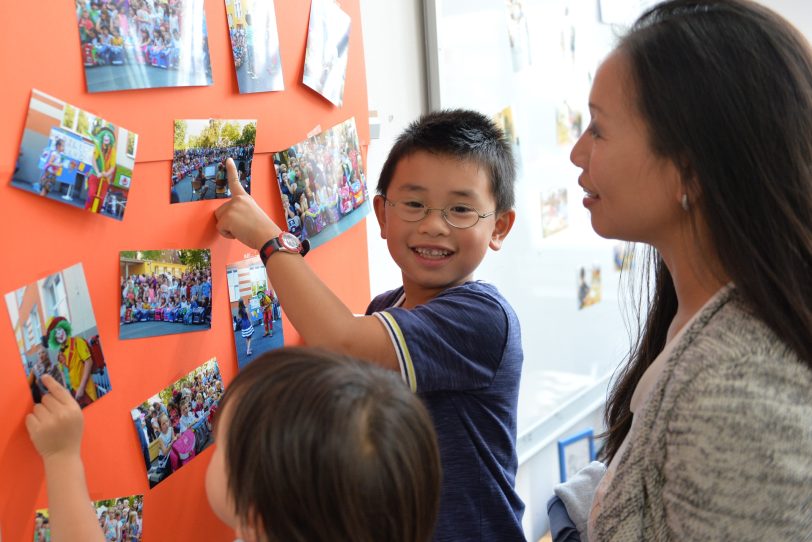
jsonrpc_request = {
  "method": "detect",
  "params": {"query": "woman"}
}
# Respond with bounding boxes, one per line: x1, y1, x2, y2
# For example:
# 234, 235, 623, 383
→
557, 1, 812, 540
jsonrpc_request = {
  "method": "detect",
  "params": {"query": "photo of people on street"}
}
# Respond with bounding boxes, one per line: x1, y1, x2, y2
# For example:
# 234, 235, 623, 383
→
225, 0, 284, 93
35, 494, 143, 542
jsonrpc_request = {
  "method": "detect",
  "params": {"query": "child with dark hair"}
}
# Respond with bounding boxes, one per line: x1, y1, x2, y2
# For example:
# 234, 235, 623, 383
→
26, 347, 441, 542
215, 109, 524, 540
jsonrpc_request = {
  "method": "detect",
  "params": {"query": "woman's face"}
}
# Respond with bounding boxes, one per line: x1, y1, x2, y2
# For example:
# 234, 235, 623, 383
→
570, 51, 683, 246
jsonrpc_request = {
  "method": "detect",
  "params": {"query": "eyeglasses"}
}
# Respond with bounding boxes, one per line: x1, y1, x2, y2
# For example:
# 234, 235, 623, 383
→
383, 196, 495, 229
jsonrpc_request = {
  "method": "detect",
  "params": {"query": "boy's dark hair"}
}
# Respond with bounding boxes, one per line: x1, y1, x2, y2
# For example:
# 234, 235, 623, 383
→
377, 109, 516, 212
219, 347, 441, 542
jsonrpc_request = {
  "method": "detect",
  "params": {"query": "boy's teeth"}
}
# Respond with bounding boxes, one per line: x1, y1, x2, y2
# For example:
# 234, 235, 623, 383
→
415, 248, 450, 258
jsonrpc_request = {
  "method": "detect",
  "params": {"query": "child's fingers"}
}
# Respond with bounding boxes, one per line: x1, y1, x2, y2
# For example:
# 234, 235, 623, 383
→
41, 374, 75, 405
24, 412, 42, 437
225, 158, 246, 196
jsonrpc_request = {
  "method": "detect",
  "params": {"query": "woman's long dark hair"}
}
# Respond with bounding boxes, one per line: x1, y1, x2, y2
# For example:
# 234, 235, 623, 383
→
603, 0, 812, 463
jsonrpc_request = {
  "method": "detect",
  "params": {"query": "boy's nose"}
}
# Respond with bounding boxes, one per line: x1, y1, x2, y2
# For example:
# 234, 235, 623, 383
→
417, 208, 451, 235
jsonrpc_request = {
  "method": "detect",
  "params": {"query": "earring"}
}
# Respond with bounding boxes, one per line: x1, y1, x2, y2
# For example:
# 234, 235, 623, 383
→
681, 194, 689, 212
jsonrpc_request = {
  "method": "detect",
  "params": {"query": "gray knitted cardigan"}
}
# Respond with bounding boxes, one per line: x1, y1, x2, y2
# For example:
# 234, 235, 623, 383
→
591, 287, 812, 541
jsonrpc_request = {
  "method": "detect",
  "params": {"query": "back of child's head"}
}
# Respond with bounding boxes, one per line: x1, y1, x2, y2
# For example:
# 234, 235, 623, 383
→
377, 109, 516, 212
218, 347, 441, 542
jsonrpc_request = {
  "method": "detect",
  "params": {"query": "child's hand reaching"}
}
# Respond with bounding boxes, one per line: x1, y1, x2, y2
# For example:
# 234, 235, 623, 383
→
25, 374, 83, 462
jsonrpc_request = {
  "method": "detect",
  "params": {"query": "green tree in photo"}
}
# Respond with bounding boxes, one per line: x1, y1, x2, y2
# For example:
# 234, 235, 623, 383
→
220, 121, 241, 146
177, 249, 211, 270
174, 120, 188, 151
237, 122, 257, 147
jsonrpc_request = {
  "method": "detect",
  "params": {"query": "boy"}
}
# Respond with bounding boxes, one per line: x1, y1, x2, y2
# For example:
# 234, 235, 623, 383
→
215, 109, 524, 541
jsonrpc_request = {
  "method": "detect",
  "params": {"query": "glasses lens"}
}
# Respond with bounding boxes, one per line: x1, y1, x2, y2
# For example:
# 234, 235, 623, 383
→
444, 204, 479, 228
393, 200, 427, 222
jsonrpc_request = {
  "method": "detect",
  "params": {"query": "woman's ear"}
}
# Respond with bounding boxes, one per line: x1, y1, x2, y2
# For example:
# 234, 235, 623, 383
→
489, 209, 516, 251
373, 195, 387, 239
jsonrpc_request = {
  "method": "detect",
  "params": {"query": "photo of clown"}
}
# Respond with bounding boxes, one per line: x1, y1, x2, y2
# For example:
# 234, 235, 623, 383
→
4, 263, 111, 408
11, 89, 138, 221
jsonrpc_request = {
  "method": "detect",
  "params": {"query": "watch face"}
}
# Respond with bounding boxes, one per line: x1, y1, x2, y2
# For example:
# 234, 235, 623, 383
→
280, 232, 300, 251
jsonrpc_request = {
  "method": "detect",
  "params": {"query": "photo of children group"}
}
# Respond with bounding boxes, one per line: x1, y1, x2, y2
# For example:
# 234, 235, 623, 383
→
131, 358, 222, 488
226, 255, 284, 368
11, 89, 138, 221
35, 494, 143, 542
273, 117, 370, 251
74, 0, 213, 93
302, 0, 351, 106
225, 0, 284, 94
171, 119, 256, 203
541, 187, 569, 237
119, 249, 212, 340
4, 263, 111, 408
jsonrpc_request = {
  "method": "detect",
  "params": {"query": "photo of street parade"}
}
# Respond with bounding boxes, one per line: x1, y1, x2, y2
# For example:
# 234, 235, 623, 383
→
131, 358, 222, 488
225, 0, 284, 94
11, 89, 138, 220
5, 263, 111, 409
36, 494, 143, 542
273, 117, 370, 251
171, 118, 256, 203
226, 255, 284, 369
74, 0, 213, 93
119, 249, 212, 340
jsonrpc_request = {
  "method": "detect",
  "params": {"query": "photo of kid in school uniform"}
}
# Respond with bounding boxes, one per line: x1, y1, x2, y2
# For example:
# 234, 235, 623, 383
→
224, 0, 284, 94
4, 263, 111, 408
302, 0, 351, 106
11, 89, 138, 221
131, 358, 222, 489
226, 255, 284, 368
272, 117, 370, 251
171, 119, 256, 204
35, 494, 143, 542
74, 0, 213, 93
119, 249, 212, 340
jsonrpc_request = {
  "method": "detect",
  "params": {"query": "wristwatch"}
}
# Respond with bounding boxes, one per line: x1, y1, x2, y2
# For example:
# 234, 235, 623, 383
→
259, 232, 310, 265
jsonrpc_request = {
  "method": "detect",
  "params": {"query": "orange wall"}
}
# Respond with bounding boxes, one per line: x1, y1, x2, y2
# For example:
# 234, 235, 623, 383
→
0, 1, 371, 540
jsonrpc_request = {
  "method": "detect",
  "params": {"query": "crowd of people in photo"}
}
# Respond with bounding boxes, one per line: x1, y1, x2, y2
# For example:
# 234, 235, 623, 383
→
75, 0, 207, 71
120, 269, 212, 326
172, 145, 253, 200
35, 496, 143, 542
275, 126, 367, 242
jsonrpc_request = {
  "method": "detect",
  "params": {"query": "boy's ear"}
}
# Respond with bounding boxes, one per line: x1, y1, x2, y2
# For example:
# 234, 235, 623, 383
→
373, 195, 387, 239
489, 209, 515, 251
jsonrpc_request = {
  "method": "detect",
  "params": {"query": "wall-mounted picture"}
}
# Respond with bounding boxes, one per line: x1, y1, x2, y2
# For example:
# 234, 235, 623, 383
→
272, 117, 370, 251
540, 187, 568, 237
131, 358, 222, 488
120, 249, 212, 340
171, 119, 256, 203
557, 428, 596, 482
302, 0, 351, 106
225, 0, 284, 94
556, 99, 583, 146
613, 242, 635, 272
577, 265, 602, 310
75, 0, 213, 92
35, 494, 143, 542
493, 105, 519, 148
226, 255, 284, 369
4, 263, 111, 408
11, 89, 137, 220
506, 0, 531, 72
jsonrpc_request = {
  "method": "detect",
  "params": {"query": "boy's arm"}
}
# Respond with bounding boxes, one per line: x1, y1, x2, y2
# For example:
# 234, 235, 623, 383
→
25, 375, 105, 542
215, 158, 399, 371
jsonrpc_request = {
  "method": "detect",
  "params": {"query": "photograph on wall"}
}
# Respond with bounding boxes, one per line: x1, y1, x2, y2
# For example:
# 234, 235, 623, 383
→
226, 255, 284, 369
35, 494, 144, 541
540, 187, 568, 237
75, 0, 213, 93
493, 105, 519, 148
557, 429, 595, 483
120, 249, 212, 340
4, 263, 111, 408
302, 0, 351, 106
225, 0, 284, 94
272, 117, 370, 251
131, 358, 222, 488
171, 119, 256, 204
556, 99, 583, 146
10, 89, 138, 220
613, 242, 635, 272
505, 0, 532, 72
577, 264, 602, 310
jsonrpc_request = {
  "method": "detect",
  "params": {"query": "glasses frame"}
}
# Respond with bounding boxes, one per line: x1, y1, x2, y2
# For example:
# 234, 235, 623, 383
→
382, 196, 496, 229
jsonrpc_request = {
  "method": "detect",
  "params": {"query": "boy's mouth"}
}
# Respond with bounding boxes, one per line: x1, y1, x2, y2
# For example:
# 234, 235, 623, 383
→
412, 247, 452, 259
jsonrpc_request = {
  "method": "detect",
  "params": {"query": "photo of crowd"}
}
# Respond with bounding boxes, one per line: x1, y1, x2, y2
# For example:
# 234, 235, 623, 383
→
540, 187, 568, 237
302, 0, 351, 106
225, 0, 284, 94
74, 0, 213, 93
35, 494, 144, 542
11, 89, 138, 221
119, 249, 212, 340
272, 117, 370, 251
171, 119, 256, 203
130, 358, 222, 488
226, 255, 284, 369
5, 263, 111, 409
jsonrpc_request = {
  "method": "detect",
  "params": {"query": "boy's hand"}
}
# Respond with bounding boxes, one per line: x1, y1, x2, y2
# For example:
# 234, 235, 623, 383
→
215, 158, 281, 250
25, 375, 83, 461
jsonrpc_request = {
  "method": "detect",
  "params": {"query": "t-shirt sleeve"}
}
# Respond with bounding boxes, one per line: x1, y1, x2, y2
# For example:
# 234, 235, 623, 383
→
372, 288, 508, 393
